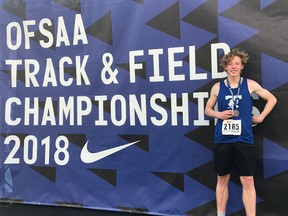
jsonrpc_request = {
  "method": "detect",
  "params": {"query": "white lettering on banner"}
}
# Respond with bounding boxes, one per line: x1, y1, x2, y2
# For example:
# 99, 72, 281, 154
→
4, 30, 232, 128
193, 92, 209, 126
5, 55, 90, 88
168, 47, 185, 81
171, 93, 189, 126
129, 50, 144, 83
211, 43, 230, 79
22, 20, 36, 50
3, 135, 70, 166
5, 97, 21, 126
4, 93, 208, 127
148, 49, 164, 82
94, 93, 190, 126
150, 93, 168, 126
111, 95, 127, 126
129, 43, 227, 83
6, 14, 88, 50
101, 53, 119, 84
59, 96, 74, 125
39, 18, 54, 48
41, 97, 56, 125
189, 46, 207, 80
94, 95, 108, 126
129, 94, 148, 126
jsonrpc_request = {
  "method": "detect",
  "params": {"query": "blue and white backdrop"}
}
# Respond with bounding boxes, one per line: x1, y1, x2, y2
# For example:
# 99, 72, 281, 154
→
0, 0, 287, 215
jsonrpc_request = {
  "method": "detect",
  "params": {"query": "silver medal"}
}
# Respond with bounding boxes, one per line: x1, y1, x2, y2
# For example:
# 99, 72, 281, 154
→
233, 110, 240, 117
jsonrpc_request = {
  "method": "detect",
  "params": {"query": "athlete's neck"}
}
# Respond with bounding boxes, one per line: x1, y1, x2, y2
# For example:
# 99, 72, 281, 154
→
227, 76, 241, 88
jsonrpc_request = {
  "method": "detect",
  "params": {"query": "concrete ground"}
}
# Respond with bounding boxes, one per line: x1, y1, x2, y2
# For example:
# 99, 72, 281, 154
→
0, 203, 151, 216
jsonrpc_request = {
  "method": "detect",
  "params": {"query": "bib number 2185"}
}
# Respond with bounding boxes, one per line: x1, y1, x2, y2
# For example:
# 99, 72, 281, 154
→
222, 120, 241, 135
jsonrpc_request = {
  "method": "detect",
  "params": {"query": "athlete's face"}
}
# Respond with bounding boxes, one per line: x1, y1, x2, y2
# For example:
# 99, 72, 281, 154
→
225, 56, 244, 78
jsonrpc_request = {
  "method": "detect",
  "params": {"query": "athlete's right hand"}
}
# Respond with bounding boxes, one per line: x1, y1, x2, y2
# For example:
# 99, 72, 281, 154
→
219, 110, 234, 120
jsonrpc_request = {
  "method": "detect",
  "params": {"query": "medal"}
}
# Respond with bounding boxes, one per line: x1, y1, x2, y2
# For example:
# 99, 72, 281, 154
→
233, 110, 240, 117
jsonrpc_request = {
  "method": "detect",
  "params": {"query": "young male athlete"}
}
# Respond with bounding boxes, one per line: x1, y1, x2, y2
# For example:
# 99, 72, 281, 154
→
205, 48, 277, 216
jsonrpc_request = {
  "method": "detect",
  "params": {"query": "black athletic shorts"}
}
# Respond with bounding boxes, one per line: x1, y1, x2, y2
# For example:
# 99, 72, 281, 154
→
213, 142, 255, 176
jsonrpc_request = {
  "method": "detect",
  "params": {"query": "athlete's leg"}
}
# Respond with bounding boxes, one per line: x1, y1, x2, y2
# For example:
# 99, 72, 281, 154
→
240, 176, 256, 216
235, 143, 256, 216
216, 174, 230, 214
214, 143, 234, 215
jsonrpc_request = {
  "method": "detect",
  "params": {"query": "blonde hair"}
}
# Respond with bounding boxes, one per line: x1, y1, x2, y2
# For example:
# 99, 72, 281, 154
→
220, 48, 249, 68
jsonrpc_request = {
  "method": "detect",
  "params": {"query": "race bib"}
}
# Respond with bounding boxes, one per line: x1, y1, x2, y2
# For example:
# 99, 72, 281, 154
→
222, 119, 241, 135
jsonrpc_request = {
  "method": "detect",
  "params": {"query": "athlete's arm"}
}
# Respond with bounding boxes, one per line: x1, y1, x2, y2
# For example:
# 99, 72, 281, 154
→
248, 79, 277, 124
205, 82, 233, 120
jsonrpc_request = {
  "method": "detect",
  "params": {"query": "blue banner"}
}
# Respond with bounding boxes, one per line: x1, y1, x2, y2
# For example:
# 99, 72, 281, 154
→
0, 0, 287, 215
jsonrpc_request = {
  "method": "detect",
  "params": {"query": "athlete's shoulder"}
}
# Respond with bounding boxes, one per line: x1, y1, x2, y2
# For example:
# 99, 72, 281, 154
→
247, 78, 260, 86
247, 78, 262, 93
211, 81, 220, 92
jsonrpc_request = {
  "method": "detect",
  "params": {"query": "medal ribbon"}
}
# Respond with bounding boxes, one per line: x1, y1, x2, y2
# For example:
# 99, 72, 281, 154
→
226, 78, 242, 113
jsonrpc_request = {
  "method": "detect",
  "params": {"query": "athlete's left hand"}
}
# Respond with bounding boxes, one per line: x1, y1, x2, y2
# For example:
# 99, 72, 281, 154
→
252, 115, 264, 125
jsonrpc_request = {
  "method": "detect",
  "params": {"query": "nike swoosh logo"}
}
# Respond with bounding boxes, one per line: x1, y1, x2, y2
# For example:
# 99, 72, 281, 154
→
80, 140, 141, 163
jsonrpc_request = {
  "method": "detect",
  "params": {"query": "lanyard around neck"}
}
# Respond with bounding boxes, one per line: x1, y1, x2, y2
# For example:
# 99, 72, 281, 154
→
226, 78, 242, 105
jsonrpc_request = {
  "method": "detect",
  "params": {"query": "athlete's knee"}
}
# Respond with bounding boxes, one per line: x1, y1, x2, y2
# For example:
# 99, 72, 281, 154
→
217, 174, 230, 186
240, 176, 255, 189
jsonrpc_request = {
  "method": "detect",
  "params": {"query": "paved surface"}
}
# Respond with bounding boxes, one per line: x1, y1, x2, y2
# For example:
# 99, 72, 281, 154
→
0, 203, 152, 216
